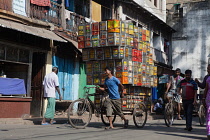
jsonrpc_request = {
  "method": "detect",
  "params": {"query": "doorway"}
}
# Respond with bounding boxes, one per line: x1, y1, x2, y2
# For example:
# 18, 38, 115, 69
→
30, 52, 46, 117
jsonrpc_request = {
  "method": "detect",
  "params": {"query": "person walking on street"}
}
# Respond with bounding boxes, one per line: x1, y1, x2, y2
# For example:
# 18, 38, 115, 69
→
195, 64, 210, 89
41, 67, 62, 125
203, 75, 210, 139
98, 67, 129, 129
177, 70, 198, 131
165, 68, 184, 120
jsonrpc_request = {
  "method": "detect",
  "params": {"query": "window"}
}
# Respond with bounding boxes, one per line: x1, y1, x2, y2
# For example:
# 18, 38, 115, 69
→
6, 47, 18, 61
19, 49, 29, 63
75, 0, 90, 18
101, 6, 112, 21
154, 0, 157, 7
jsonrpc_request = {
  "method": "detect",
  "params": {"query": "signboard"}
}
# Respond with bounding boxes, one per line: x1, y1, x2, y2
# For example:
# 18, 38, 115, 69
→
159, 74, 169, 84
13, 0, 27, 17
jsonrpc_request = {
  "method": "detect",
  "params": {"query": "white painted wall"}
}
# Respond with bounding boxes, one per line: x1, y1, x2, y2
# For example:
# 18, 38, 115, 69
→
153, 35, 164, 51
172, 3, 210, 80
133, 0, 166, 22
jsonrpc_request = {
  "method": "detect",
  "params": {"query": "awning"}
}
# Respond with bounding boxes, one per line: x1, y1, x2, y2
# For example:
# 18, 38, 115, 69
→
54, 31, 82, 53
0, 18, 67, 42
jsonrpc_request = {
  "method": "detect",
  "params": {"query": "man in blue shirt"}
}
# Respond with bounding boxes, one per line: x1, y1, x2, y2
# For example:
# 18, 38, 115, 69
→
99, 67, 128, 129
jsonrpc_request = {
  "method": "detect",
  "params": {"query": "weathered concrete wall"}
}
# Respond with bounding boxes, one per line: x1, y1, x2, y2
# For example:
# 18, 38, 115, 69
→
134, 0, 166, 22
171, 1, 210, 80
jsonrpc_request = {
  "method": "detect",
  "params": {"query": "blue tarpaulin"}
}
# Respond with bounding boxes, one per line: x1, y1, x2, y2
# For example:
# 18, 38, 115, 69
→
152, 87, 158, 100
0, 78, 26, 95
53, 55, 79, 101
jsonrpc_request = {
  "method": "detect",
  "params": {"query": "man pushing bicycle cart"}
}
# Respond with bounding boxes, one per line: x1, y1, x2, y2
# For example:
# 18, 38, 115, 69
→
98, 67, 129, 130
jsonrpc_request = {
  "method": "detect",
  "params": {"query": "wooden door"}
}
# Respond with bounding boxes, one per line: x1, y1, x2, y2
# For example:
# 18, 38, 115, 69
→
30, 52, 46, 117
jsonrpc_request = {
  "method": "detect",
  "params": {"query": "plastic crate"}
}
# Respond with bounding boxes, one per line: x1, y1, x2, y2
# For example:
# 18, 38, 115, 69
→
93, 61, 101, 73
85, 23, 91, 35
78, 41, 85, 49
85, 41, 92, 48
86, 61, 93, 74
100, 31, 107, 39
107, 33, 121, 46
92, 40, 100, 47
93, 73, 100, 85
104, 47, 112, 59
92, 22, 100, 35
107, 19, 120, 33
92, 35, 100, 41
100, 21, 107, 31
112, 46, 125, 59
82, 49, 89, 61
87, 74, 93, 85
78, 24, 85, 36
88, 48, 95, 60
100, 61, 107, 72
95, 48, 104, 60
100, 39, 107, 47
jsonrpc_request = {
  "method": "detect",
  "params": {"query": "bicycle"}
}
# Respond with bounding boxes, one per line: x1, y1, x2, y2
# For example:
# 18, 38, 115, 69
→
197, 94, 206, 126
67, 86, 116, 129
68, 86, 148, 129
164, 92, 180, 127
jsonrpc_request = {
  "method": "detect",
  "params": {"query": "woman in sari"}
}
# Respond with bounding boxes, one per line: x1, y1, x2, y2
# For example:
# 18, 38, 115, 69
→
204, 76, 210, 139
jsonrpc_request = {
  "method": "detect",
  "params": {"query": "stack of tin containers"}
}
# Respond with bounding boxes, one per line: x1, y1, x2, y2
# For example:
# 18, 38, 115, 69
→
78, 19, 157, 110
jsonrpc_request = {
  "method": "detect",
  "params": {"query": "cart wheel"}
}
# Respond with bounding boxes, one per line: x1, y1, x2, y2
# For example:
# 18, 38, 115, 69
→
101, 112, 116, 126
164, 102, 174, 127
198, 104, 206, 126
133, 102, 147, 128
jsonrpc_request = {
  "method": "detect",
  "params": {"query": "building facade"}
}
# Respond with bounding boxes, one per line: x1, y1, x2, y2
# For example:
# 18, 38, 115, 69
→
0, 0, 175, 118
166, 0, 210, 89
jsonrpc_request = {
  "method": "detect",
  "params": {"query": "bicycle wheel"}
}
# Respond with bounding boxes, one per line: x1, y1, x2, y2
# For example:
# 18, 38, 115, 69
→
133, 102, 147, 128
164, 102, 174, 127
101, 111, 117, 126
68, 99, 92, 129
198, 104, 206, 126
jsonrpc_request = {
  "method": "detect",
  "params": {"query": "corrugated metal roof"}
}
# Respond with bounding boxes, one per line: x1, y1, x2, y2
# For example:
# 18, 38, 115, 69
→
0, 18, 67, 42
54, 31, 82, 53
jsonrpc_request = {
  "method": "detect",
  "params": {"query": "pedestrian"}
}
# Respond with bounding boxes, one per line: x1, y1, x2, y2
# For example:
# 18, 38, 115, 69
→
195, 64, 210, 89
203, 75, 210, 139
98, 67, 129, 129
165, 68, 184, 120
153, 99, 163, 114
41, 67, 62, 125
177, 70, 198, 131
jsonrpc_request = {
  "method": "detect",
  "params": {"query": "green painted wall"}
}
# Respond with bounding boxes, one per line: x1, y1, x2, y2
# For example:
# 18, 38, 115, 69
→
79, 62, 95, 101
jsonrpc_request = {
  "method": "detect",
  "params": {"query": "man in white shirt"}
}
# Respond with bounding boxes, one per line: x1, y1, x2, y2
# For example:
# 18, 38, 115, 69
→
41, 67, 62, 125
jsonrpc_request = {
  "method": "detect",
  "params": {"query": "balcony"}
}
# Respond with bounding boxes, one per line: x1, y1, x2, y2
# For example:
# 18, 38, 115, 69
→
30, 1, 62, 26
0, 0, 12, 12
66, 12, 86, 41
150, 47, 169, 65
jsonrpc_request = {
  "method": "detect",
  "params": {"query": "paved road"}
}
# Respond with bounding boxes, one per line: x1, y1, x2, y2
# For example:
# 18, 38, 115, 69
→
0, 117, 207, 140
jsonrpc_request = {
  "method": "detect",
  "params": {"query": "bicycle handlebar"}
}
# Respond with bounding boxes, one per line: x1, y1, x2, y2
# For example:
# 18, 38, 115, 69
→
84, 85, 100, 89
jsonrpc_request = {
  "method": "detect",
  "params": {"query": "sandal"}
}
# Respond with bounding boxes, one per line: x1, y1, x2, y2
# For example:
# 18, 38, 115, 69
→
177, 117, 182, 120
124, 120, 129, 128
51, 120, 56, 124
41, 122, 51, 125
105, 126, 114, 130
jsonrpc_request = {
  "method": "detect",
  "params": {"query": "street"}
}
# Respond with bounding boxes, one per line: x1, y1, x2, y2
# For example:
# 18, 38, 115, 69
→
0, 116, 207, 140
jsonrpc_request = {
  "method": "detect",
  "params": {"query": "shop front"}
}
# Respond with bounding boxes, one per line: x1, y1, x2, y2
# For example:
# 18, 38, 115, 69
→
0, 41, 33, 118
0, 18, 67, 118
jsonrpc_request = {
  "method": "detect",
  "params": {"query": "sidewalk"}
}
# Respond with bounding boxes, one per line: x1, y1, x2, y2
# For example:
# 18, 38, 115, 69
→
0, 113, 164, 125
